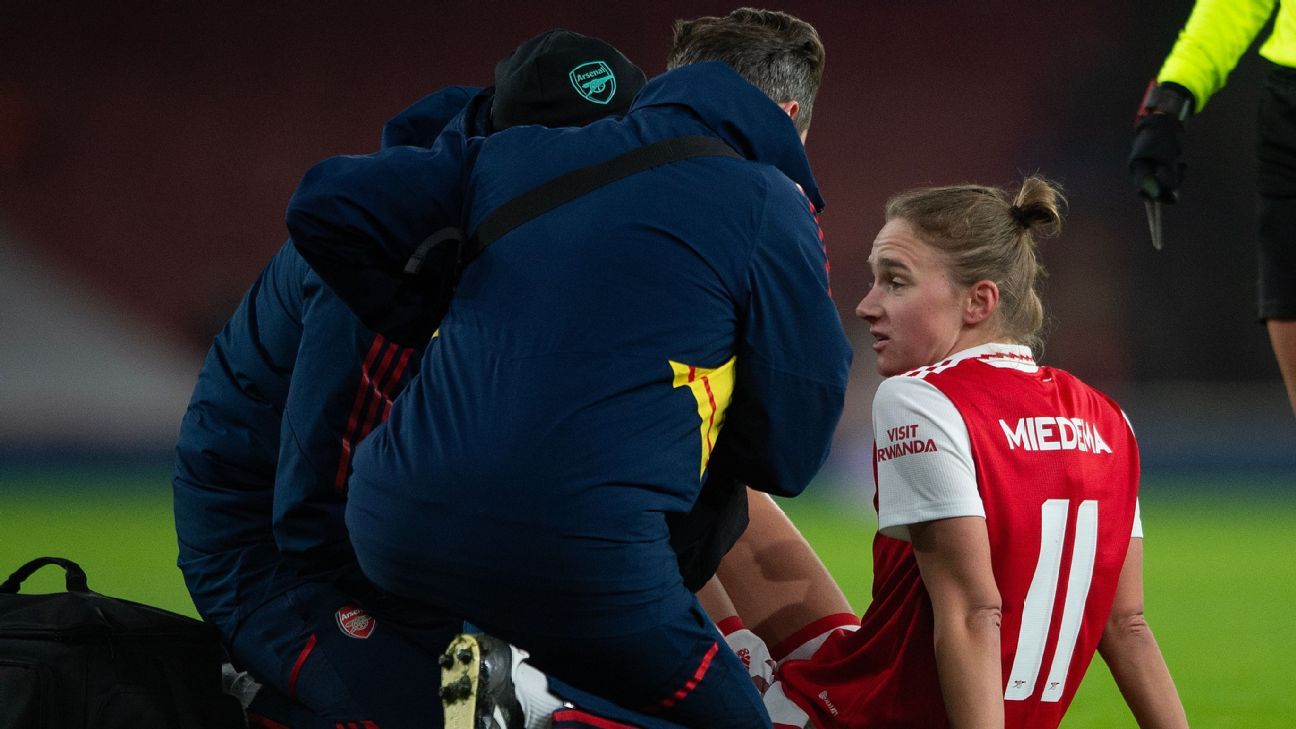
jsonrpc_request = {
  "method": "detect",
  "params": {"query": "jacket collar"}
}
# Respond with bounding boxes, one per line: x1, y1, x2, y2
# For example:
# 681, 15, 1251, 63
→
631, 62, 824, 211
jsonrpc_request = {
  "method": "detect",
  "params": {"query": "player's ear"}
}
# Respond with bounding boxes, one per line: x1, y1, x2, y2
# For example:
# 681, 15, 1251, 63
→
963, 280, 999, 326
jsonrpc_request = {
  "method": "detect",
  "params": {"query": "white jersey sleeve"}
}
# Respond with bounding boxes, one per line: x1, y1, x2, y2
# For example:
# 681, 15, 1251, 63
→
1120, 410, 1144, 540
873, 375, 984, 541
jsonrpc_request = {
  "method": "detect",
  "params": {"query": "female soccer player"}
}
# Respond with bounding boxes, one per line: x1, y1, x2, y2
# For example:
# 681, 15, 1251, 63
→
769, 178, 1188, 728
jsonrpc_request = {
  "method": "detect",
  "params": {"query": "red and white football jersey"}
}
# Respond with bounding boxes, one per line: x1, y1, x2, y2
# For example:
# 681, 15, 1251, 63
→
774, 343, 1141, 729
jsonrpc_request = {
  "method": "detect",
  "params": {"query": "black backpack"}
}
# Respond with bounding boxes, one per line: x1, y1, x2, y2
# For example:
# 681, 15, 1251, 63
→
0, 557, 245, 729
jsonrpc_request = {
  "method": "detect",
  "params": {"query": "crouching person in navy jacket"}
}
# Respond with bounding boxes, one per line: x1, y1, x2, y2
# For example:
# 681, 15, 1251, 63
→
173, 30, 647, 729
288, 10, 851, 729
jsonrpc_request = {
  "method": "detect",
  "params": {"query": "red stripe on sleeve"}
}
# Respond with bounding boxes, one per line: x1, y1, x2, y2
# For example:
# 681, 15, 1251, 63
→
374, 347, 413, 427
334, 338, 417, 495
815, 212, 831, 294
337, 343, 414, 494
244, 715, 293, 729
701, 375, 718, 454
658, 641, 719, 709
333, 439, 355, 495
800, 189, 831, 294
379, 348, 413, 400
551, 708, 639, 729
357, 344, 400, 433
357, 344, 410, 437
334, 337, 389, 492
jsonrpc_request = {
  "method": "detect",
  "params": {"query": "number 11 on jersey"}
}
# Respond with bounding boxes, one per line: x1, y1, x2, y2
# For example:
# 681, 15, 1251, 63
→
1005, 499, 1099, 702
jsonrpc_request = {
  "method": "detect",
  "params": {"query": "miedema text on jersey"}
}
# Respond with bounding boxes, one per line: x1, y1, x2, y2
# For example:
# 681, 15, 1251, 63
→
287, 62, 853, 634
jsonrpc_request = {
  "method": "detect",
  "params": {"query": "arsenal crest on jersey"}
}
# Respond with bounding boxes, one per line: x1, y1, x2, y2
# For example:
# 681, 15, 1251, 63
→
335, 605, 375, 639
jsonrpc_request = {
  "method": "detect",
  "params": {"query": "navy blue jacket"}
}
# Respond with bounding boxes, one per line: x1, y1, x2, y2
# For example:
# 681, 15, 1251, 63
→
288, 64, 852, 635
172, 86, 484, 636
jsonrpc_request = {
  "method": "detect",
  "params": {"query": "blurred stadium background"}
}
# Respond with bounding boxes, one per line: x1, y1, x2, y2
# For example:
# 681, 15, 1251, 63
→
1, 1, 1292, 725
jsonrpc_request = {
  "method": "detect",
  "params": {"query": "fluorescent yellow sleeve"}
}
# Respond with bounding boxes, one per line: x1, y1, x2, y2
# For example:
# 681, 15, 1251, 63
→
1158, 0, 1279, 110
1259, 2, 1296, 71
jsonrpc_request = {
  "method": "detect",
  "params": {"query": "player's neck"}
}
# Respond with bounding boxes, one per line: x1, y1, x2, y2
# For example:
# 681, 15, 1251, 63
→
945, 327, 1009, 360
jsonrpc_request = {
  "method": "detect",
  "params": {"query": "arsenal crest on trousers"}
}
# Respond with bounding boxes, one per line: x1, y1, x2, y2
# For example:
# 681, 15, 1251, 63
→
335, 605, 375, 639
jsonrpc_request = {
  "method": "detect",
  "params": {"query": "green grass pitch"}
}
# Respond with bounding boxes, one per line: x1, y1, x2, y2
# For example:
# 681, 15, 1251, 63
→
2, 464, 1292, 726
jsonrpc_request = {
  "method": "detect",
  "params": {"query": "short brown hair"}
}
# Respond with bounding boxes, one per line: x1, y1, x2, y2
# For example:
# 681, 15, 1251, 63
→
666, 8, 824, 134
885, 176, 1066, 351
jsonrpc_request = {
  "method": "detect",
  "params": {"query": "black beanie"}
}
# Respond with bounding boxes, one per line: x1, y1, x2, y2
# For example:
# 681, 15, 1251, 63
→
492, 29, 646, 131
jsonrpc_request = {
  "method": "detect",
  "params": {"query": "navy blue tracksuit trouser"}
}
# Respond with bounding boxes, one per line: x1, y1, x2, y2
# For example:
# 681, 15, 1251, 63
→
229, 581, 768, 729
229, 581, 459, 729
481, 597, 771, 729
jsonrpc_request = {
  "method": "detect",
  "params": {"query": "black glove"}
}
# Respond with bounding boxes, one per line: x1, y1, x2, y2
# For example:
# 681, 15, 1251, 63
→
1128, 81, 1196, 203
